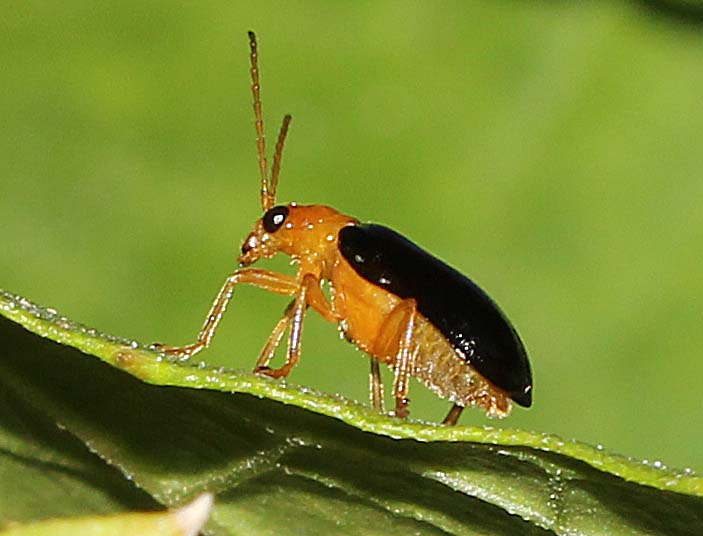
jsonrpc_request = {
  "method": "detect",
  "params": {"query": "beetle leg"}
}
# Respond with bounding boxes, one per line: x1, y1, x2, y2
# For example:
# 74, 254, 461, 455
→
256, 276, 339, 371
255, 299, 296, 370
155, 269, 299, 360
302, 278, 339, 323
371, 299, 418, 419
369, 359, 385, 412
442, 404, 465, 426
255, 273, 318, 379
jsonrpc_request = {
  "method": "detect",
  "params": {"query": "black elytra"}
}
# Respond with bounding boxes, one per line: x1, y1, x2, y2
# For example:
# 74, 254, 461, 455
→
338, 223, 532, 407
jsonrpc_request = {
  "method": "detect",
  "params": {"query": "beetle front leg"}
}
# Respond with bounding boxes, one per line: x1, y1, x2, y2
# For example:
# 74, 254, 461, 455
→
155, 269, 298, 360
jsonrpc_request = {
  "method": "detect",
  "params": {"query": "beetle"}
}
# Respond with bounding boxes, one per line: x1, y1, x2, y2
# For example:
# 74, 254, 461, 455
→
158, 31, 532, 425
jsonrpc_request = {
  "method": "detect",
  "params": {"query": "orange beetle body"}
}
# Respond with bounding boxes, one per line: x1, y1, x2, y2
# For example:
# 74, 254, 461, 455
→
158, 32, 531, 425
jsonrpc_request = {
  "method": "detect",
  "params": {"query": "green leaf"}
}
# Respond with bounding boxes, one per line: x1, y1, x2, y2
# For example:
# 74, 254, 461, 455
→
1, 288, 702, 535
0, 494, 213, 536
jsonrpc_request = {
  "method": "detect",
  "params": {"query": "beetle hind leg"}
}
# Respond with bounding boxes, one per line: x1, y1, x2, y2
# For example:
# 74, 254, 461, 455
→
369, 359, 385, 412
371, 299, 418, 419
442, 404, 464, 426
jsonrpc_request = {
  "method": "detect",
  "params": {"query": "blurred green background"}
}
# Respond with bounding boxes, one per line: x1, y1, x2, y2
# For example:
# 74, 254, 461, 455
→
2, 2, 703, 472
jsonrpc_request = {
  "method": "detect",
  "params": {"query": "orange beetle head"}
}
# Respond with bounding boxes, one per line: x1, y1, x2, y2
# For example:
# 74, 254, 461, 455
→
238, 203, 357, 268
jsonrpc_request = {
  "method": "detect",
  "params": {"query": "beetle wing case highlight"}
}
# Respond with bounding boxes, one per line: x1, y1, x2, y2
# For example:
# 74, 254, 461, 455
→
338, 224, 532, 408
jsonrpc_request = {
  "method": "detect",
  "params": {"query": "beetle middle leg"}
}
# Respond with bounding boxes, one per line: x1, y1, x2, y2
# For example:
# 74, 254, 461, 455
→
255, 299, 296, 371
254, 273, 337, 379
256, 273, 339, 373
371, 299, 418, 419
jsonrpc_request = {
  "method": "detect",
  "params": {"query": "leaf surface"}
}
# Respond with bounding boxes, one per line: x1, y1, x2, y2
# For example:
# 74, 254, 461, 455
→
0, 494, 212, 536
1, 289, 702, 535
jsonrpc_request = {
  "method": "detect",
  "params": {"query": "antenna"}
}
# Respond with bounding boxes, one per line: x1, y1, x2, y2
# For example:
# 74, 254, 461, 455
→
248, 31, 292, 211
270, 114, 292, 204
248, 31, 270, 211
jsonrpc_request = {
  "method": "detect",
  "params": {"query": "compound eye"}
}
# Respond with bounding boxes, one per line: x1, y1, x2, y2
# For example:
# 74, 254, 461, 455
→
262, 205, 289, 233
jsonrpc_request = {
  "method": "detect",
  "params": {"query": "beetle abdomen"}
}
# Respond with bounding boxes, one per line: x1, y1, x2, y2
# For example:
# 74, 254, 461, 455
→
410, 314, 512, 416
338, 223, 532, 407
